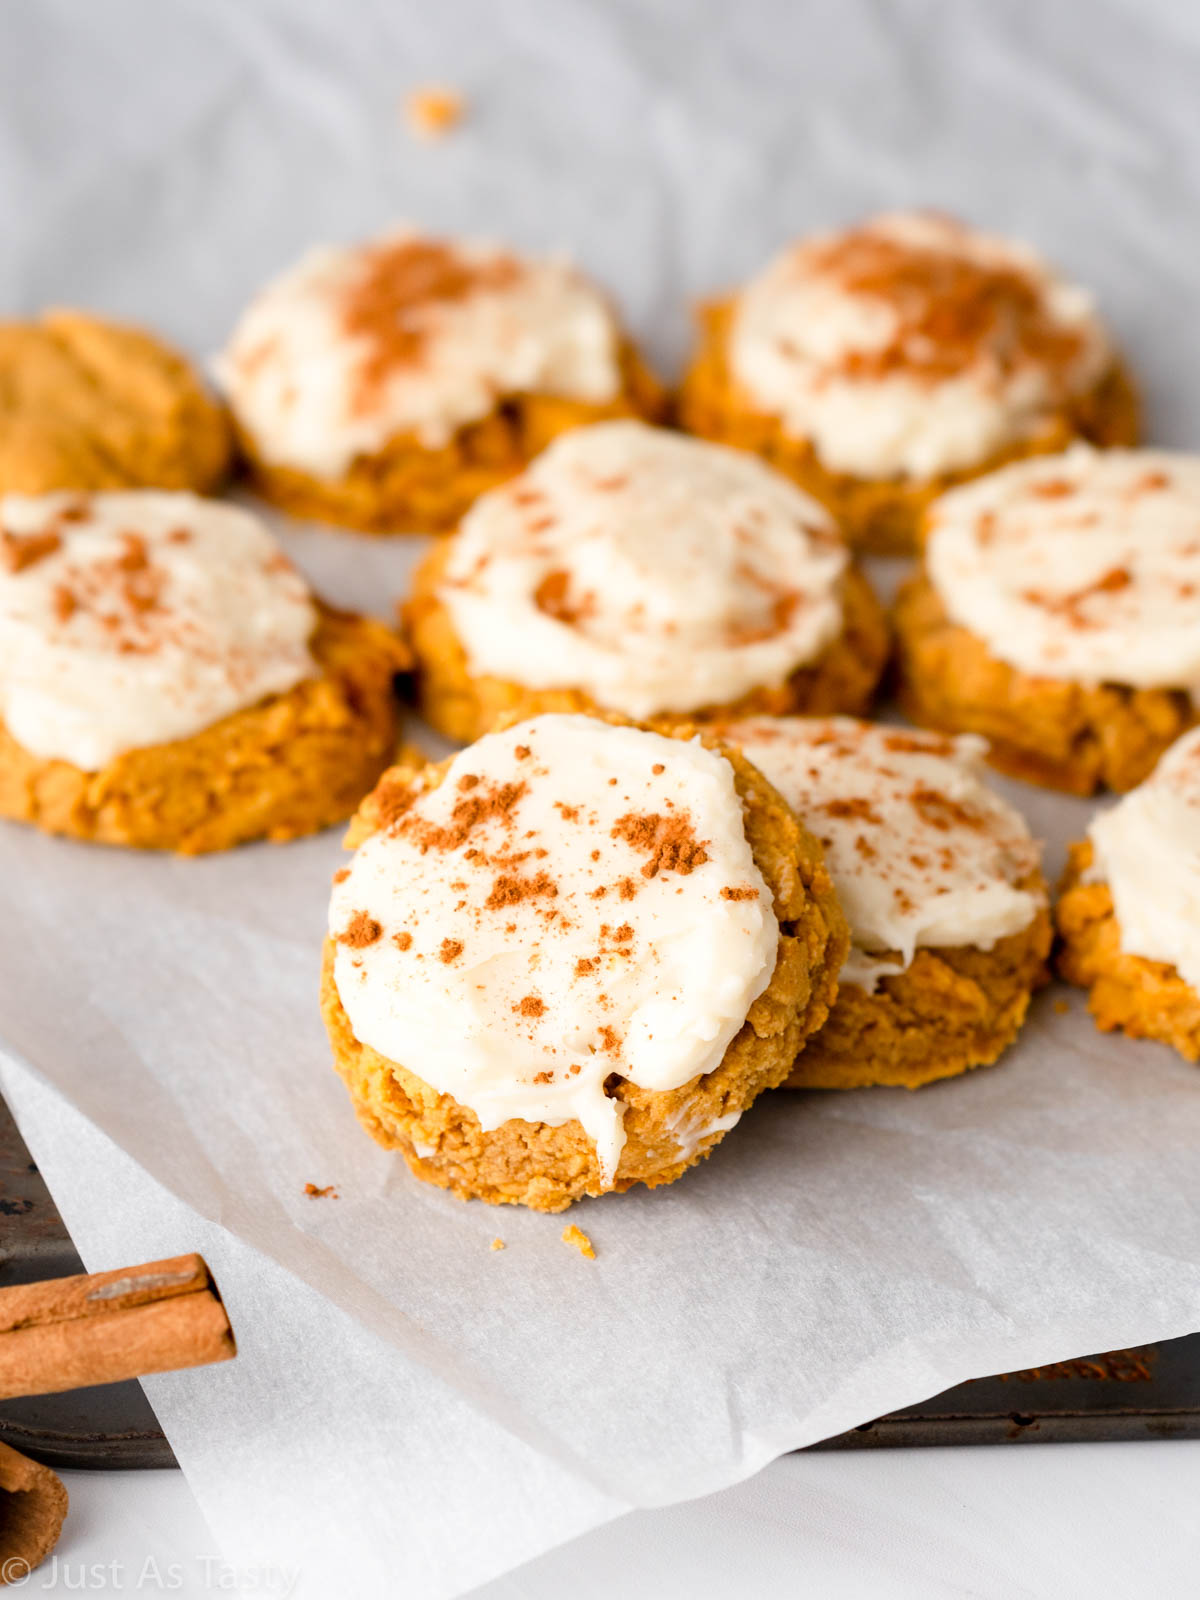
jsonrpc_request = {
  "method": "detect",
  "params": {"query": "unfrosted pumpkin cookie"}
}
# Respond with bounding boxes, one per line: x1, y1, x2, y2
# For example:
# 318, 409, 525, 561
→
0, 491, 407, 852
678, 212, 1136, 554
1058, 726, 1200, 1061
894, 446, 1200, 795
321, 713, 848, 1211
216, 227, 664, 533
0, 310, 230, 495
716, 717, 1049, 1089
405, 421, 888, 742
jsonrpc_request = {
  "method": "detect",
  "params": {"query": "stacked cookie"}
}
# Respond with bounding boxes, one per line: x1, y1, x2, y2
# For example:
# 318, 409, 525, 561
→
4, 210, 1194, 1215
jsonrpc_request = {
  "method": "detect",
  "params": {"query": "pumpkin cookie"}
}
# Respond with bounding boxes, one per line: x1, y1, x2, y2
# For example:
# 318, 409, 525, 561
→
678, 212, 1136, 554
0, 310, 230, 496
894, 446, 1200, 794
217, 227, 664, 533
321, 713, 848, 1211
717, 717, 1049, 1089
405, 421, 889, 743
0, 491, 406, 852
1058, 726, 1200, 1061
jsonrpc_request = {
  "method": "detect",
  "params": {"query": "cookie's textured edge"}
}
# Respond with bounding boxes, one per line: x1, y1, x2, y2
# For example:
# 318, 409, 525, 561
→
1056, 839, 1200, 1061
788, 874, 1052, 1090
0, 605, 408, 853
891, 573, 1194, 795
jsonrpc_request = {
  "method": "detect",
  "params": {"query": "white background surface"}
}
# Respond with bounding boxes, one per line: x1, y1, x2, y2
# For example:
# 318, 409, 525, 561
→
32, 1442, 1200, 1600
5, 0, 1200, 1595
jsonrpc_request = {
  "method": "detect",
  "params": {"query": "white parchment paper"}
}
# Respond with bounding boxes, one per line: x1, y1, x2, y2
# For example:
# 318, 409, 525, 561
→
4, 1, 1200, 1595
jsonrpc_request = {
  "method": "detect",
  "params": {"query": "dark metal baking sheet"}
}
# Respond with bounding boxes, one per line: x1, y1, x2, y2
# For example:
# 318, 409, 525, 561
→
2, 1093, 1197, 1469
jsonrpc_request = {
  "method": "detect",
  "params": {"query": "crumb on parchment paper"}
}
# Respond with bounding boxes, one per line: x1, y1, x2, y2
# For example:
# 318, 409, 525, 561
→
561, 1224, 595, 1260
490, 1238, 506, 1252
404, 86, 466, 140
304, 1182, 339, 1199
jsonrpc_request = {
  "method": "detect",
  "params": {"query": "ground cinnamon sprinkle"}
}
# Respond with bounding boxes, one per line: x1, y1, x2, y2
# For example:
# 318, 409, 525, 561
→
809, 227, 1086, 386
1021, 566, 1132, 628
574, 956, 597, 976
534, 569, 585, 624
304, 1182, 339, 1199
490, 1237, 506, 1251
598, 1025, 621, 1054
52, 584, 77, 622
344, 237, 522, 414
485, 869, 557, 909
721, 884, 758, 900
611, 810, 710, 878
401, 779, 528, 853
339, 911, 383, 948
0, 528, 61, 573
515, 994, 545, 1018
439, 937, 464, 964
332, 867, 350, 884
910, 786, 984, 832
822, 796, 882, 825
1030, 478, 1075, 498
393, 931, 413, 951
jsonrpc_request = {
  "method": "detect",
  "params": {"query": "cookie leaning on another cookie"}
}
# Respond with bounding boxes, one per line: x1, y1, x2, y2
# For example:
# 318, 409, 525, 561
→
0, 311, 230, 495
321, 713, 848, 1211
405, 421, 889, 743
216, 227, 664, 533
678, 211, 1137, 555
716, 717, 1050, 1089
0, 491, 407, 853
894, 446, 1200, 794
1058, 725, 1200, 1062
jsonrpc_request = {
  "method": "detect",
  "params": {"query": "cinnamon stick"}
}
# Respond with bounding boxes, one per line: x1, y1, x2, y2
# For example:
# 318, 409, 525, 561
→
0, 1254, 236, 1401
0, 1440, 68, 1584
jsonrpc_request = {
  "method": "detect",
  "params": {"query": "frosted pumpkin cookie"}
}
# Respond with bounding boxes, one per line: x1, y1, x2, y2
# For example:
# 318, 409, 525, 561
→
321, 713, 848, 1211
678, 212, 1137, 554
217, 227, 664, 533
0, 310, 230, 495
0, 491, 407, 852
405, 421, 888, 743
1058, 726, 1200, 1061
894, 446, 1200, 794
716, 717, 1049, 1089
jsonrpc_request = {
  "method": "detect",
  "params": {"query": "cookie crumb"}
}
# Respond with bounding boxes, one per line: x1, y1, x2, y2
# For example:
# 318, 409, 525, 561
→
490, 1237, 506, 1252
404, 85, 466, 141
304, 1182, 339, 1199
561, 1223, 595, 1259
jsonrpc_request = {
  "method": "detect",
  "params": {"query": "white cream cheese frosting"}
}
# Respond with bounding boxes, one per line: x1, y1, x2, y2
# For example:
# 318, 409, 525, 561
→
721, 716, 1043, 990
0, 490, 317, 770
926, 446, 1200, 689
329, 715, 778, 1185
728, 211, 1111, 481
216, 227, 622, 479
436, 421, 849, 718
1087, 725, 1200, 992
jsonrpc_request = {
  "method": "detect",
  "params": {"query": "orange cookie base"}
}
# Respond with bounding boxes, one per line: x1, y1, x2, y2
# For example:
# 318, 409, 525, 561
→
0, 310, 231, 496
0, 606, 408, 854
238, 344, 667, 534
1057, 840, 1200, 1061
892, 573, 1194, 795
321, 726, 848, 1211
677, 300, 1139, 556
404, 541, 889, 745
788, 893, 1052, 1090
